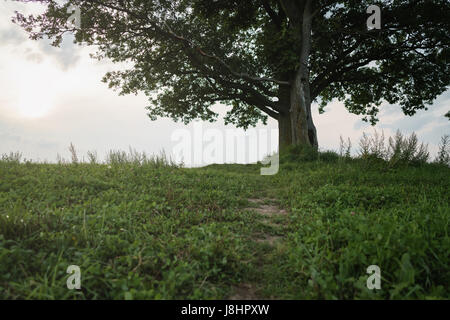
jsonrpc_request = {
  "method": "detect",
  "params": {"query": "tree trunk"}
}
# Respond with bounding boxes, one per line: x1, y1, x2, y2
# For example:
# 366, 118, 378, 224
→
277, 84, 292, 150
278, 113, 292, 150
277, 86, 318, 150
278, 0, 318, 150
289, 70, 311, 146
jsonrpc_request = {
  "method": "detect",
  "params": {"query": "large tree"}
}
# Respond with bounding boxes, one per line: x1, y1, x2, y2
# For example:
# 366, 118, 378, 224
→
14, 0, 450, 148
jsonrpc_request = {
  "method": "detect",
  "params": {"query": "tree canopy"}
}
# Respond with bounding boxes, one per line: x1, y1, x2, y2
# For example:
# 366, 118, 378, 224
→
14, 0, 450, 147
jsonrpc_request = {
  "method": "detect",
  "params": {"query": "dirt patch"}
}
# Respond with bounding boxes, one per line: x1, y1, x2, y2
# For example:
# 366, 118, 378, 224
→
255, 234, 282, 246
252, 204, 287, 217
248, 198, 264, 204
248, 198, 277, 204
229, 198, 287, 300
246, 198, 287, 217
246, 198, 288, 234
229, 283, 259, 300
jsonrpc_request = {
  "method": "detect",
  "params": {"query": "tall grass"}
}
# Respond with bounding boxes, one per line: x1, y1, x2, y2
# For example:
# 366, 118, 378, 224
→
1, 145, 181, 169
1, 131, 448, 168
1, 152, 22, 163
105, 147, 180, 168
435, 135, 450, 166
280, 130, 448, 168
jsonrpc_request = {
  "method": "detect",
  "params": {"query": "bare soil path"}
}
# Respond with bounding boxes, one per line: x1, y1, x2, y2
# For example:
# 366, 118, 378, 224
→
228, 198, 289, 300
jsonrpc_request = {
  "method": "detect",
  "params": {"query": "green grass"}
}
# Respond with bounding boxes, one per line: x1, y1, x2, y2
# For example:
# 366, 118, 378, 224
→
0, 157, 448, 299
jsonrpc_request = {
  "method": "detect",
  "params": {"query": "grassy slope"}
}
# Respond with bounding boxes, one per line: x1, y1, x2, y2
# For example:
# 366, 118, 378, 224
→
0, 159, 448, 299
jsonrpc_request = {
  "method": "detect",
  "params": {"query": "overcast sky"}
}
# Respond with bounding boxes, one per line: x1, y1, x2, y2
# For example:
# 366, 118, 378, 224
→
1, 1, 449, 165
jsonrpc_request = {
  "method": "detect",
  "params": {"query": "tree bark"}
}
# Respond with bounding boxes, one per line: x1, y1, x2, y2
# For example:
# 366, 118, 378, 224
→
278, 113, 292, 150
278, 85, 318, 149
277, 84, 291, 150
289, 70, 311, 146
278, 0, 318, 150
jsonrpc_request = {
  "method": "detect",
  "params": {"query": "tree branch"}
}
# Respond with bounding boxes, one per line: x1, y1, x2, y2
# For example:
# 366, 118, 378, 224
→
261, 0, 283, 30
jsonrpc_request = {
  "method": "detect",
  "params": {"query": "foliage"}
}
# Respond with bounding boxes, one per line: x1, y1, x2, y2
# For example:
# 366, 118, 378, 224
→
68, 142, 79, 164
280, 144, 319, 163
281, 130, 437, 169
1, 152, 23, 164
356, 130, 430, 167
339, 135, 352, 159
435, 135, 450, 166
105, 148, 179, 168
319, 150, 341, 163
12, 0, 450, 129
86, 150, 98, 165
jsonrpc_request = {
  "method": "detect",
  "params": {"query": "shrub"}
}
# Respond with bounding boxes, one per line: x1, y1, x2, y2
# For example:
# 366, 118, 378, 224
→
68, 142, 79, 164
358, 132, 372, 159
357, 130, 429, 167
87, 150, 98, 164
1, 151, 22, 163
105, 150, 129, 165
319, 150, 340, 163
387, 130, 404, 164
339, 136, 352, 159
387, 131, 429, 166
370, 130, 387, 160
358, 129, 386, 161
435, 135, 450, 166
280, 144, 319, 163
105, 148, 179, 168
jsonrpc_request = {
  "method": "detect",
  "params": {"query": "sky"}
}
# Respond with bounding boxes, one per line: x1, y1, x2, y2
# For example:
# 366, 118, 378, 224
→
0, 1, 449, 166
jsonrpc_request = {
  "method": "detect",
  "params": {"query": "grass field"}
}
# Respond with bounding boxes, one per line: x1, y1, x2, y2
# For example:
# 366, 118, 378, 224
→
0, 151, 449, 299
